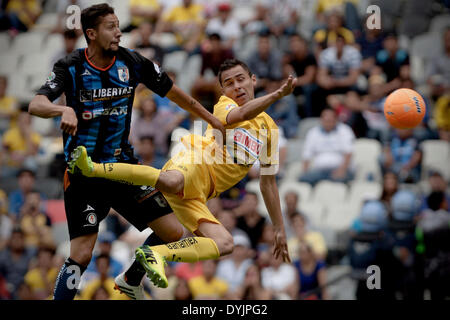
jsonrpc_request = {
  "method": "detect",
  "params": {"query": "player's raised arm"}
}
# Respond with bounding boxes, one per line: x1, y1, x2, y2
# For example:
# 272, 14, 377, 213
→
259, 172, 290, 263
225, 75, 296, 125
29, 95, 78, 136
28, 59, 78, 136
166, 84, 226, 139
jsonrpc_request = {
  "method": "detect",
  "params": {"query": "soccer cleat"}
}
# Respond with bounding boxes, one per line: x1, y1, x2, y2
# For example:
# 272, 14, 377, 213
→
68, 146, 94, 176
135, 245, 168, 288
114, 272, 147, 300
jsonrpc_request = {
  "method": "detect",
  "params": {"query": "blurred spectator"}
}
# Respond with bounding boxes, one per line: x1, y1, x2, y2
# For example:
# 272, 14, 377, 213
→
84, 231, 123, 284
348, 200, 397, 300
380, 171, 399, 211
0, 0, 41, 33
420, 171, 450, 212
0, 75, 18, 135
153, 71, 190, 130
174, 277, 193, 300
80, 254, 129, 300
315, 0, 360, 31
51, 29, 79, 67
24, 246, 57, 300
416, 191, 450, 300
386, 190, 423, 300
300, 108, 355, 186
0, 227, 36, 299
216, 209, 248, 239
1, 107, 41, 175
294, 239, 328, 300
135, 136, 166, 169
90, 285, 111, 300
313, 10, 355, 53
129, 22, 165, 66
283, 34, 317, 118
19, 191, 53, 249
8, 169, 39, 220
0, 202, 12, 251
262, 0, 301, 37
232, 192, 266, 249
433, 94, 450, 142
316, 34, 362, 123
288, 213, 327, 262
247, 32, 283, 94
126, 0, 162, 31
191, 33, 234, 106
216, 233, 253, 294
130, 96, 171, 159
282, 191, 301, 239
356, 73, 390, 140
235, 263, 272, 300
355, 25, 385, 75
188, 259, 228, 299
205, 2, 242, 50
261, 245, 298, 299
175, 261, 203, 282
380, 128, 422, 183
156, 0, 205, 54
241, 3, 270, 36
372, 32, 410, 97
258, 80, 299, 139
426, 27, 450, 100
0, 274, 11, 299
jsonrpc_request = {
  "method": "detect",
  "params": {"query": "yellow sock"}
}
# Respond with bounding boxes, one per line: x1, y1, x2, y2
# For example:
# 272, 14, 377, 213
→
91, 162, 161, 186
151, 237, 220, 262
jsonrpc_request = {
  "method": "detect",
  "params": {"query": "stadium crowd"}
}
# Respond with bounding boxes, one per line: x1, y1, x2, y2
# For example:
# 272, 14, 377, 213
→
0, 0, 449, 300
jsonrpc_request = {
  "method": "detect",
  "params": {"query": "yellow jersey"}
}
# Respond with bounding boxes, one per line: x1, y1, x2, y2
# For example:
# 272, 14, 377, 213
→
180, 95, 279, 195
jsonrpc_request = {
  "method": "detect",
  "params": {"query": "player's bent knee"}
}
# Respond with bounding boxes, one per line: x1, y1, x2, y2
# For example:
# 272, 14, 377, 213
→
160, 225, 184, 243
215, 233, 234, 256
158, 171, 184, 194
70, 249, 92, 267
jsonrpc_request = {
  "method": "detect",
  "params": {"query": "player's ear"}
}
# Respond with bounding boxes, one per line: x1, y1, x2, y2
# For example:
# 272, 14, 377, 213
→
251, 74, 257, 87
86, 28, 96, 42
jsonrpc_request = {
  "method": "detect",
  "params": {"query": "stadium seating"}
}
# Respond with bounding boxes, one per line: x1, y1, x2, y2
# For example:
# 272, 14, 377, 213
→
421, 139, 450, 181
323, 202, 361, 232
311, 181, 348, 205
429, 13, 450, 33
352, 138, 382, 182
9, 31, 47, 55
347, 181, 382, 205
0, 53, 19, 76
297, 117, 320, 139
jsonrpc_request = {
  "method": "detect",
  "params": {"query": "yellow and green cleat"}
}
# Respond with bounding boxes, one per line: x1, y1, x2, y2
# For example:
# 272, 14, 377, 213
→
135, 245, 168, 288
68, 146, 95, 177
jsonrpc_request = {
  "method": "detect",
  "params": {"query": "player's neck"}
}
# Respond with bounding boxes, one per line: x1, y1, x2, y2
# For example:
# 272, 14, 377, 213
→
86, 45, 115, 70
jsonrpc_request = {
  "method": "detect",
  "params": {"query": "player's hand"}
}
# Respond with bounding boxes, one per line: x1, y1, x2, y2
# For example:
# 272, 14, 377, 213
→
272, 227, 290, 263
60, 106, 78, 136
275, 75, 297, 99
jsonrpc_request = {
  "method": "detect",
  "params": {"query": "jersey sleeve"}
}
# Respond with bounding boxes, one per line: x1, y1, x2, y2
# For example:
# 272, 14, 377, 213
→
213, 96, 238, 125
131, 50, 173, 97
36, 59, 68, 102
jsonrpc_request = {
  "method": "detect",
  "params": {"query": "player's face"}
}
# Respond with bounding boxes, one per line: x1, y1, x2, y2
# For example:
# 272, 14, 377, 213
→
221, 65, 256, 106
96, 14, 121, 52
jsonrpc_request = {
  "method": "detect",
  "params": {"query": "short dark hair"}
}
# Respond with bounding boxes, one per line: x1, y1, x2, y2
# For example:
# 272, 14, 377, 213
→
208, 33, 222, 41
218, 59, 253, 86
63, 29, 78, 39
427, 191, 445, 211
81, 3, 115, 44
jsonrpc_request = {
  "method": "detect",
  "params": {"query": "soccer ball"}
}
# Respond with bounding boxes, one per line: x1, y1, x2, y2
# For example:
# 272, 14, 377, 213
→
383, 88, 426, 129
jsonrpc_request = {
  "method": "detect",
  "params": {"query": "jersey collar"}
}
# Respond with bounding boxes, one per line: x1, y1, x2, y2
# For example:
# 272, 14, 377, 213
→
84, 48, 116, 71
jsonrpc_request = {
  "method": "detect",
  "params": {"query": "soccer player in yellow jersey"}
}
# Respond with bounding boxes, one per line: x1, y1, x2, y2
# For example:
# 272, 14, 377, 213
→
69, 59, 297, 288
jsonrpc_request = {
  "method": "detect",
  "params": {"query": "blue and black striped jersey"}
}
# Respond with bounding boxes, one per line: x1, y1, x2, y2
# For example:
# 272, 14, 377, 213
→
37, 47, 173, 164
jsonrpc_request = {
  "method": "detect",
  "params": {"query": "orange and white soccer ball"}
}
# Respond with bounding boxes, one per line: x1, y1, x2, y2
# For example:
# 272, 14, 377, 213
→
384, 88, 426, 129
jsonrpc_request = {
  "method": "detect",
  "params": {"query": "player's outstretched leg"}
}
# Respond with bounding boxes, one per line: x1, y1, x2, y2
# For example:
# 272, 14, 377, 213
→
69, 146, 163, 187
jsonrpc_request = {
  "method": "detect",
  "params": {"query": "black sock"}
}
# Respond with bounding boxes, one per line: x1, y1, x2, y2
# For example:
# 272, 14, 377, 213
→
124, 233, 164, 286
53, 257, 87, 300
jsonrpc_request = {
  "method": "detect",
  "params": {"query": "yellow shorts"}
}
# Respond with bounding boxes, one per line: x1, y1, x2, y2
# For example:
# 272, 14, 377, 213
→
162, 150, 220, 233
